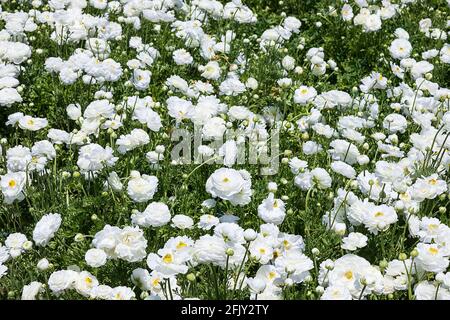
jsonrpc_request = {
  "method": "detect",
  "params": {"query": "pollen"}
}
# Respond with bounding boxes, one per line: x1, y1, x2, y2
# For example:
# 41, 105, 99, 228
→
176, 241, 187, 249
152, 278, 160, 287
428, 247, 439, 255
8, 180, 16, 188
344, 271, 353, 280
374, 211, 384, 217
162, 253, 173, 264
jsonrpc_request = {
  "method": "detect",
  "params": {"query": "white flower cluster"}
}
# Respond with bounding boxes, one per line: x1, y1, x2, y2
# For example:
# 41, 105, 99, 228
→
0, 0, 449, 302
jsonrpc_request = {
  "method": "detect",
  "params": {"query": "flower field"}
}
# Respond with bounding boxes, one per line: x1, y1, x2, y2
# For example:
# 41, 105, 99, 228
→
0, 0, 450, 300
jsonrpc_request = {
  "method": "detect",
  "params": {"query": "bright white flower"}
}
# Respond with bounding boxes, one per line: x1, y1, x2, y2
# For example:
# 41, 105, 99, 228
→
258, 193, 286, 225
127, 171, 158, 203
131, 202, 171, 227
341, 233, 368, 251
206, 168, 252, 206
1, 172, 26, 204
33, 213, 62, 247
85, 248, 107, 268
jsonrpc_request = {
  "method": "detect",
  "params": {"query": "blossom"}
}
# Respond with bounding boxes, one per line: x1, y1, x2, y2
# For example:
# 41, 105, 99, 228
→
32, 213, 62, 246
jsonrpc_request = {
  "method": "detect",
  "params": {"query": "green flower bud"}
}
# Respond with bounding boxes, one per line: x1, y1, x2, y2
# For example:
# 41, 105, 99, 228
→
187, 273, 196, 282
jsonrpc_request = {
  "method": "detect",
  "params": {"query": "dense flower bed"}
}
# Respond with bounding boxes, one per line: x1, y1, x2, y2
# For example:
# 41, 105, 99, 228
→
0, 0, 450, 300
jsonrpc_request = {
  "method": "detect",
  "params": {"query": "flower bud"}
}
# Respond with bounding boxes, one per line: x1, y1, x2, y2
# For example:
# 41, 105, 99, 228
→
23, 241, 33, 251
244, 229, 257, 241
226, 248, 234, 256
37, 258, 50, 271
187, 273, 196, 282
398, 253, 407, 261
74, 233, 85, 242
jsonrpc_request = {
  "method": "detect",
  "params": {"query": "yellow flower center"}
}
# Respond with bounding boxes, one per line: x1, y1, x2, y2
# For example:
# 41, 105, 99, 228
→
428, 247, 439, 255
176, 241, 187, 250
162, 253, 173, 264
344, 271, 353, 280
8, 180, 16, 188
152, 278, 160, 287
375, 211, 384, 217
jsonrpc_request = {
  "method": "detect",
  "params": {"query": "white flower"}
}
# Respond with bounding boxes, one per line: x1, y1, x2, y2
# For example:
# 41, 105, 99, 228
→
411, 174, 447, 202
282, 55, 295, 71
331, 161, 356, 179
192, 235, 227, 267
37, 258, 50, 271
0, 264, 7, 278
173, 49, 193, 65
109, 286, 136, 300
258, 193, 286, 225
131, 268, 152, 291
274, 251, 314, 283
415, 243, 449, 273
219, 77, 246, 96
201, 61, 221, 80
294, 86, 317, 105
389, 38, 412, 59
131, 202, 171, 227
5, 232, 27, 257
18, 115, 48, 131
321, 285, 352, 300
0, 87, 22, 106
106, 171, 123, 192
127, 171, 158, 203
132, 69, 151, 90
114, 226, 148, 262
77, 144, 118, 173
206, 168, 252, 206
1, 171, 26, 204
341, 233, 368, 251
171, 215, 194, 229
116, 129, 150, 154
383, 113, 407, 133
85, 248, 107, 268
32, 213, 62, 246
197, 214, 220, 230
362, 203, 398, 235
218, 140, 238, 167
311, 168, 332, 189
21, 282, 44, 300
48, 270, 79, 294
75, 271, 99, 297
